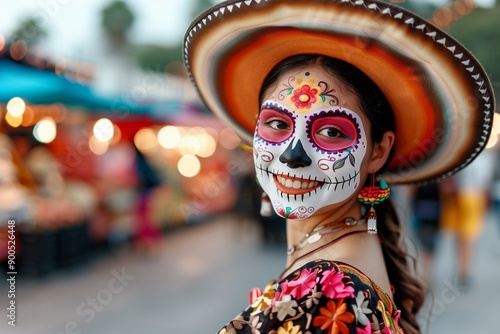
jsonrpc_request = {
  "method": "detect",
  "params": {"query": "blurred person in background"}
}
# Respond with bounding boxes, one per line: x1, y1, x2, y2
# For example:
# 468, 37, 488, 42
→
183, 0, 495, 333
440, 148, 495, 290
410, 182, 442, 287
491, 144, 500, 240
132, 145, 163, 253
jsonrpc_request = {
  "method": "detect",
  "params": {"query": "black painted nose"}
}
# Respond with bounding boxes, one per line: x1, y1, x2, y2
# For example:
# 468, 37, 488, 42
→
279, 139, 312, 168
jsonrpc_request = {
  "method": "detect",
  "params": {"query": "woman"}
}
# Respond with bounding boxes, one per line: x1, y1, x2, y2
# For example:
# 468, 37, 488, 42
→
183, 1, 495, 333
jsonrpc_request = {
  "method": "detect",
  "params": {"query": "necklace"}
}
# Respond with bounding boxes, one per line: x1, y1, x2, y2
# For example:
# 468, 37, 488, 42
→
280, 230, 368, 280
286, 217, 365, 256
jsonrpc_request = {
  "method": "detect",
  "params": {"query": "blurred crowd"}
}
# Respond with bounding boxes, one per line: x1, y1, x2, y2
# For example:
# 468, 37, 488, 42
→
404, 147, 500, 290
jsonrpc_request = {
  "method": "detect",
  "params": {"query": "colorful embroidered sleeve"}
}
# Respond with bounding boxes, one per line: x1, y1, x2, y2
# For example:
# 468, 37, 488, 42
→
217, 260, 403, 334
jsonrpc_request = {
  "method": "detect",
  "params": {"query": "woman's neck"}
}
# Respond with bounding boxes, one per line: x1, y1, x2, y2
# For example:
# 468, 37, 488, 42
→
285, 200, 364, 266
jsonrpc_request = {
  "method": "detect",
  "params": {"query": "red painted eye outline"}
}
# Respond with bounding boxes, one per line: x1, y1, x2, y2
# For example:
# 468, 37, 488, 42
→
310, 116, 358, 152
257, 108, 295, 144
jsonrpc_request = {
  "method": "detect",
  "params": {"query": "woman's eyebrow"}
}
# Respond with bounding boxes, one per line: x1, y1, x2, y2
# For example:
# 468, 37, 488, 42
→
259, 103, 287, 114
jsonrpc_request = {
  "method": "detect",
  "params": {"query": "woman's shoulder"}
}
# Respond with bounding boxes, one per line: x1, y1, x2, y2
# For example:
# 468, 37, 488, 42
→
281, 259, 400, 321
218, 259, 404, 334
281, 259, 390, 299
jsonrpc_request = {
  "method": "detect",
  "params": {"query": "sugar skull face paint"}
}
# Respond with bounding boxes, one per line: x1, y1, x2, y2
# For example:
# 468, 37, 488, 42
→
254, 68, 368, 220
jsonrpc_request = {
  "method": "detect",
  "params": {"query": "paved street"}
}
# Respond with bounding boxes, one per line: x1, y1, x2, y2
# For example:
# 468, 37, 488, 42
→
0, 210, 498, 334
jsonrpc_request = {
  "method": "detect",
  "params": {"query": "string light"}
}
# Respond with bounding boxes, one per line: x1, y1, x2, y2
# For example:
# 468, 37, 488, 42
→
9, 40, 28, 61
4, 39, 94, 83
431, 0, 477, 29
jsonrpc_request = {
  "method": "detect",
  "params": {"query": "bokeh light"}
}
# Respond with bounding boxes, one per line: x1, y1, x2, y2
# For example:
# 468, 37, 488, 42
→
6, 97, 26, 118
177, 154, 201, 178
134, 128, 158, 154
158, 125, 181, 149
5, 113, 23, 128
89, 135, 109, 155
109, 124, 122, 145
33, 117, 57, 143
21, 106, 35, 127
486, 113, 500, 149
9, 40, 28, 61
93, 118, 114, 142
219, 127, 241, 150
0, 34, 5, 52
178, 135, 201, 155
196, 133, 217, 158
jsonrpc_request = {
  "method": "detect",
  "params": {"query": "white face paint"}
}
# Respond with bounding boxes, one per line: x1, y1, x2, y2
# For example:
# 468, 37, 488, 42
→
254, 68, 368, 220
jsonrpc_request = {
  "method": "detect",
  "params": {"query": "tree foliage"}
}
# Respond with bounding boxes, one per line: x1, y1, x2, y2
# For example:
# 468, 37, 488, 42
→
101, 0, 135, 46
131, 0, 220, 74
131, 0, 499, 85
9, 16, 47, 45
189, 0, 220, 21
132, 44, 185, 76
396, 0, 436, 18
449, 5, 500, 93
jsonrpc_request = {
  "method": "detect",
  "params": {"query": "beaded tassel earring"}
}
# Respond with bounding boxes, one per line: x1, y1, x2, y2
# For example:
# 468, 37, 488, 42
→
260, 192, 272, 217
357, 174, 391, 234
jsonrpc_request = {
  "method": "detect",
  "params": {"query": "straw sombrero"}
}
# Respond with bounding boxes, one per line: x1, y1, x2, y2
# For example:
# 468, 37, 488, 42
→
183, 0, 495, 184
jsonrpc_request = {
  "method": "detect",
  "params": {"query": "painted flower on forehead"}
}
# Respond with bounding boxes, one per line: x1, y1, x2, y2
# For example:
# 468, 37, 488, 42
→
290, 83, 319, 110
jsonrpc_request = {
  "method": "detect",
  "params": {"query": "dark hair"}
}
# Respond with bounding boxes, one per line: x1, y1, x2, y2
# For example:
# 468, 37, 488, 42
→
260, 55, 424, 334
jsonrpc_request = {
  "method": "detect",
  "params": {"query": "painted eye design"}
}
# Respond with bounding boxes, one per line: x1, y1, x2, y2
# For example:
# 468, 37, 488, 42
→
310, 115, 358, 152
257, 108, 294, 143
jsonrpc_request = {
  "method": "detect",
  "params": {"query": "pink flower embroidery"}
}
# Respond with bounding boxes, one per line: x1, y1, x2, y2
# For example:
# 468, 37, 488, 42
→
393, 310, 404, 333
275, 268, 318, 301
381, 326, 396, 334
249, 287, 262, 305
290, 84, 318, 109
319, 269, 355, 299
357, 321, 372, 334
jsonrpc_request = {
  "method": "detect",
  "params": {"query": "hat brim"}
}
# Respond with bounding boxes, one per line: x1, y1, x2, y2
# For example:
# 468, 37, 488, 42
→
184, 0, 494, 184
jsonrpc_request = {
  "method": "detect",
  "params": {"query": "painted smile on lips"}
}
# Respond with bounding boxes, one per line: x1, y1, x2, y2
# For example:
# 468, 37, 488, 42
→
274, 173, 322, 195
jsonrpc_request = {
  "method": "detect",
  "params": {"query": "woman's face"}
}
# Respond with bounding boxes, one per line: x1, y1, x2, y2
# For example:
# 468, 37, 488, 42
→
254, 65, 372, 220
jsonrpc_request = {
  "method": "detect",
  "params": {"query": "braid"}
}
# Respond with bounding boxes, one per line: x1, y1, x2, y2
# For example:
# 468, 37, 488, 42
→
377, 199, 424, 334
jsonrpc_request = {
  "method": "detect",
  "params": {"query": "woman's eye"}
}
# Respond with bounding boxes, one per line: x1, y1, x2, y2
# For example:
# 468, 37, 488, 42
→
310, 115, 358, 151
317, 127, 349, 139
265, 119, 290, 130
257, 108, 294, 143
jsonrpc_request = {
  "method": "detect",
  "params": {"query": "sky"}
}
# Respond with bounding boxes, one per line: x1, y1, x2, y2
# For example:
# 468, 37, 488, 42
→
0, 0, 496, 61
0, 0, 197, 59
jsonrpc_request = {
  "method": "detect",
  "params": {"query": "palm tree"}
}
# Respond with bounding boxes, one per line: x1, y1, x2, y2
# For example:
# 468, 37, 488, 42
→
9, 16, 47, 46
100, 0, 135, 48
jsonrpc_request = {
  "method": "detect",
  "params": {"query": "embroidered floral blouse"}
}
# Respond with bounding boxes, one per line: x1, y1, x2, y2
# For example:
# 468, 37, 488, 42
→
217, 260, 403, 334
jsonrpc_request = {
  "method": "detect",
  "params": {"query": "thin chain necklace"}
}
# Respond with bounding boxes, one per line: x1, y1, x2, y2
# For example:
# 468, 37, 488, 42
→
280, 229, 368, 280
286, 217, 365, 256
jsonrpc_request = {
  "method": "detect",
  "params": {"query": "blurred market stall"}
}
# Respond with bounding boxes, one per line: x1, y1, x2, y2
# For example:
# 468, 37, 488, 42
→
0, 39, 250, 277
